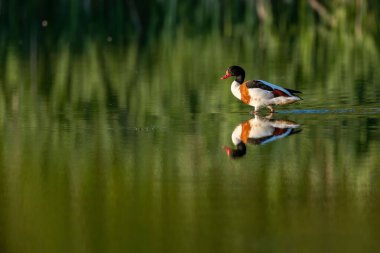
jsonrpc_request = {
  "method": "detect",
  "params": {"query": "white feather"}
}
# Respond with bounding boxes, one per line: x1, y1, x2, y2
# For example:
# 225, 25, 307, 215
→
231, 124, 242, 145
230, 81, 241, 100
230, 80, 301, 111
230, 116, 300, 146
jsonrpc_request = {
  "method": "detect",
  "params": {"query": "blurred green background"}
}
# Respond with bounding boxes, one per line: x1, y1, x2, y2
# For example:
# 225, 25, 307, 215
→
0, 0, 380, 120
1, 1, 380, 252
0, 0, 379, 120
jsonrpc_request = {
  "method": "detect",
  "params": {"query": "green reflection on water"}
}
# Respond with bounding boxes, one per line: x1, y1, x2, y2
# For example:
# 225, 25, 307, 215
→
1, 28, 379, 122
1, 15, 380, 253
1, 110, 380, 252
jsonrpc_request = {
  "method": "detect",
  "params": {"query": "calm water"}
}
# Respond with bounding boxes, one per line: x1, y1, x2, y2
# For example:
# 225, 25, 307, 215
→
1, 32, 380, 252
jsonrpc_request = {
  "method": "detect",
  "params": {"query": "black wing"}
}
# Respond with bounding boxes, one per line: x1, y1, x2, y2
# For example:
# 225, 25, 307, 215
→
285, 88, 302, 94
247, 135, 275, 145
247, 128, 302, 145
245, 80, 273, 91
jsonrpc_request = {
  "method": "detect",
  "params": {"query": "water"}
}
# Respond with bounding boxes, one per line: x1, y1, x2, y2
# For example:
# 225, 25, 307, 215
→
1, 31, 380, 252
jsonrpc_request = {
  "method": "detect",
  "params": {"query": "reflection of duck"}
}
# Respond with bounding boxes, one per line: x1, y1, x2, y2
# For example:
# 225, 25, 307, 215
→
224, 115, 301, 158
221, 66, 302, 113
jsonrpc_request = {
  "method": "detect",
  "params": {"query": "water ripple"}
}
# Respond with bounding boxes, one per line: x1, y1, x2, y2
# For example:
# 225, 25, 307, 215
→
278, 108, 380, 115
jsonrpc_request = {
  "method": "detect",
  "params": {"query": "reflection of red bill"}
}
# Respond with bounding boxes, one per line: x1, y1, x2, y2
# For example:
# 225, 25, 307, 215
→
223, 146, 232, 156
220, 71, 231, 80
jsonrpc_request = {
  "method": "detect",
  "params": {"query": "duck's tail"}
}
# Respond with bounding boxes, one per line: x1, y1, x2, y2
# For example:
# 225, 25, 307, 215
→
271, 96, 301, 105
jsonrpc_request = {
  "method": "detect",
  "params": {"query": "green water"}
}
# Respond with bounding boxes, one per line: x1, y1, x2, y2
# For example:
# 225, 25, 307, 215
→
1, 7, 380, 252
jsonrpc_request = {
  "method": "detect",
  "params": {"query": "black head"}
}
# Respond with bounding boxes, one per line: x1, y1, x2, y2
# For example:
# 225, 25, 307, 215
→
220, 66, 245, 83
223, 142, 247, 159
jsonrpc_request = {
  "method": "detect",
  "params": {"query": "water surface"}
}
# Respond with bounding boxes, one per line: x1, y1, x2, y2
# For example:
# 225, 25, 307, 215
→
0, 31, 380, 252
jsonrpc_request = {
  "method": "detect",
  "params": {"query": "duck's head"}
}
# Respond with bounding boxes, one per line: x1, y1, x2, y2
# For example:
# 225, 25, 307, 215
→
220, 66, 245, 83
223, 142, 246, 159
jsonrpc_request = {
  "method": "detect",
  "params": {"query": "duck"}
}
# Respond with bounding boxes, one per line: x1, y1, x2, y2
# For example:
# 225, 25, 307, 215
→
224, 115, 301, 158
221, 66, 302, 113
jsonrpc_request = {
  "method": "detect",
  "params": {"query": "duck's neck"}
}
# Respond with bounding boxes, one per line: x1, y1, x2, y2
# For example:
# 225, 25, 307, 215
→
235, 74, 245, 84
232, 142, 246, 158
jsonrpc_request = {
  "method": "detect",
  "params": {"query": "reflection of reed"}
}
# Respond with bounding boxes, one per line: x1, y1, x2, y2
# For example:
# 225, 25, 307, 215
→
1, 109, 379, 251
0, 3, 378, 250
0, 29, 378, 127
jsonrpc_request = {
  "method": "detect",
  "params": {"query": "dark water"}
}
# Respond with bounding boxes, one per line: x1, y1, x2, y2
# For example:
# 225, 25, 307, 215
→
0, 31, 380, 252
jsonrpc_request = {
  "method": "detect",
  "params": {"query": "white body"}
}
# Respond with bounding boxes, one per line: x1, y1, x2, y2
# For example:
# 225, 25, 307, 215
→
231, 116, 300, 145
231, 80, 301, 111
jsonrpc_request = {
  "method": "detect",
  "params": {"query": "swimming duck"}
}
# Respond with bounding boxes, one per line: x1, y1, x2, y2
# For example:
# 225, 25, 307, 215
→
224, 115, 301, 158
221, 66, 302, 113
